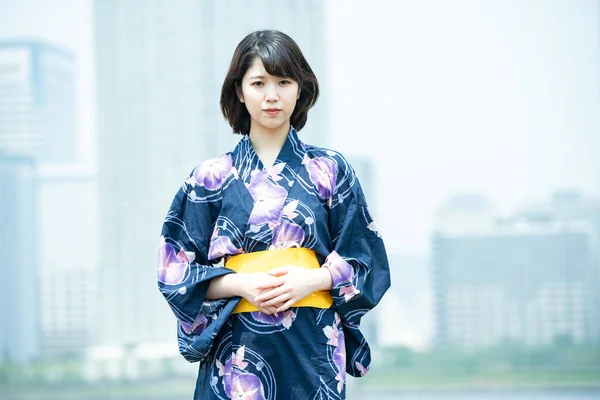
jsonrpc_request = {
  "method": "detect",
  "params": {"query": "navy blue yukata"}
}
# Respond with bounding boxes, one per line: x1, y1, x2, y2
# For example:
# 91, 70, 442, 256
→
158, 127, 391, 399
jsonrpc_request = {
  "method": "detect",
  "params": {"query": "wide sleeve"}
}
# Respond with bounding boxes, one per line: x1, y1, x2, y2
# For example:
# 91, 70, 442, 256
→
322, 161, 391, 377
157, 174, 240, 363
324, 164, 391, 324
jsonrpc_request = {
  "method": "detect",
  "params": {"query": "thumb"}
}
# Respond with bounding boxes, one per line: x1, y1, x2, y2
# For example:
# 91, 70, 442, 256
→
268, 266, 290, 277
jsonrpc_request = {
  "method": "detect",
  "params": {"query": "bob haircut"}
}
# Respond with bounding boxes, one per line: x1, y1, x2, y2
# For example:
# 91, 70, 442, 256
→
220, 30, 319, 135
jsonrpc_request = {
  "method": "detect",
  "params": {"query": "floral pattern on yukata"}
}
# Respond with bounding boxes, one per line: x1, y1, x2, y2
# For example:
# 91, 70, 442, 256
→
158, 127, 391, 399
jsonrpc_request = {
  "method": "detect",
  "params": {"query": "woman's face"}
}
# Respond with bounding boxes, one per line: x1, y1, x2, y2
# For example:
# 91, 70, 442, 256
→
238, 58, 300, 136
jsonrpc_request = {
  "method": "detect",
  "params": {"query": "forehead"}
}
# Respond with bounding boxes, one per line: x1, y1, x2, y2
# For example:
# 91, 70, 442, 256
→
243, 58, 269, 79
243, 57, 292, 80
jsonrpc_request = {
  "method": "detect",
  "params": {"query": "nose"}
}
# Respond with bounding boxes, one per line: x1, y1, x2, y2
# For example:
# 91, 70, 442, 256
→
265, 85, 278, 103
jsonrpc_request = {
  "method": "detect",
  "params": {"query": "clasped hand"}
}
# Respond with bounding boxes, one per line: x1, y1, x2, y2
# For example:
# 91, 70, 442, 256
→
244, 266, 317, 315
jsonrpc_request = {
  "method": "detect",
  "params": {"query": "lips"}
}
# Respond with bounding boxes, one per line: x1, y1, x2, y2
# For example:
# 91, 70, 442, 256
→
265, 108, 281, 115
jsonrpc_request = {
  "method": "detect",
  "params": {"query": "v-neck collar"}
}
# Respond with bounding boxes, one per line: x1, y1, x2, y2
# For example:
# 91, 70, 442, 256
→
229, 126, 307, 245
234, 127, 304, 179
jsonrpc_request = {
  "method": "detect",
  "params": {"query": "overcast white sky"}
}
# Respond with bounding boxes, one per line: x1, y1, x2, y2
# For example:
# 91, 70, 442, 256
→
1, 0, 599, 254
330, 0, 600, 253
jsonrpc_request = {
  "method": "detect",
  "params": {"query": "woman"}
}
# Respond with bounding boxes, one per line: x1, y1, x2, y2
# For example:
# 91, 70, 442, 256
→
158, 30, 390, 399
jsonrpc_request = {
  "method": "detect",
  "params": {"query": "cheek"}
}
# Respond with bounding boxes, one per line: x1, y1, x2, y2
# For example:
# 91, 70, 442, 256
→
242, 93, 261, 111
290, 87, 300, 106
286, 91, 300, 109
289, 97, 300, 113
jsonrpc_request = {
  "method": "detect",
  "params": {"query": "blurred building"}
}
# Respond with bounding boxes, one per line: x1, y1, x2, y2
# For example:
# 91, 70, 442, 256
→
0, 41, 77, 163
0, 154, 40, 363
0, 40, 79, 362
40, 268, 97, 356
37, 166, 99, 356
432, 193, 600, 349
379, 253, 432, 350
93, 0, 329, 374
348, 158, 434, 352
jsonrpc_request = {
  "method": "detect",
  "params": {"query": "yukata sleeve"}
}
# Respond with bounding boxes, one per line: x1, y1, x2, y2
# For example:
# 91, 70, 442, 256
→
323, 163, 391, 325
157, 174, 239, 363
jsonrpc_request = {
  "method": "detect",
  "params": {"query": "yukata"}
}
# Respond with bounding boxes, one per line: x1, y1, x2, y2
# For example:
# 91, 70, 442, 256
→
157, 127, 391, 399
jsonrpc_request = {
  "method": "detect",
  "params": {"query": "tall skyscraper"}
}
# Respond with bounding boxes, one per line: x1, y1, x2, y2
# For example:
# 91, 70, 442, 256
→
40, 268, 98, 356
0, 41, 77, 362
432, 194, 600, 349
37, 167, 99, 356
0, 154, 40, 363
94, 0, 329, 355
0, 41, 77, 163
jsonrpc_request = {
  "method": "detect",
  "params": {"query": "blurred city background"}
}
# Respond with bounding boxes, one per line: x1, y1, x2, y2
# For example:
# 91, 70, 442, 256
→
0, 0, 599, 399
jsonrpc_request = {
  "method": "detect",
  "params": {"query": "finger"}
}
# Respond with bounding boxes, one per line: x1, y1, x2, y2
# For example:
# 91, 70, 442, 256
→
255, 288, 273, 298
259, 307, 273, 315
261, 293, 292, 308
254, 289, 278, 303
255, 278, 282, 291
268, 266, 289, 277
276, 298, 296, 313
259, 305, 278, 315
255, 285, 288, 302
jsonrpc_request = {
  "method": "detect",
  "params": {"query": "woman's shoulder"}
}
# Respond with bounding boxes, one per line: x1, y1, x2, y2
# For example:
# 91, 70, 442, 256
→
304, 144, 356, 179
188, 151, 234, 173
184, 151, 236, 191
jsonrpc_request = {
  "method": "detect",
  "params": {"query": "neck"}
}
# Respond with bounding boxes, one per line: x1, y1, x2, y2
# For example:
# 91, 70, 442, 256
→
248, 124, 290, 166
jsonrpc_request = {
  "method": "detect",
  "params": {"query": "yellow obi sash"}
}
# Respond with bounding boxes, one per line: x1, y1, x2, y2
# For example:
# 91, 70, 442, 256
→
225, 247, 334, 314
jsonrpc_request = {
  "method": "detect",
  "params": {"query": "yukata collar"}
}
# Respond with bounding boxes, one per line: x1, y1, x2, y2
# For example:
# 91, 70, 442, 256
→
233, 126, 304, 175
229, 126, 307, 245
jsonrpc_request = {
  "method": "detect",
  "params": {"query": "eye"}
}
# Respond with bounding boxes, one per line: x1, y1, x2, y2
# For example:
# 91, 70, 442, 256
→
280, 79, 292, 85
251, 81, 264, 87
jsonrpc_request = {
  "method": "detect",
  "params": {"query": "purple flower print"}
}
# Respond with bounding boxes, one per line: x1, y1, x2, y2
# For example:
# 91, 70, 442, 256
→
267, 163, 285, 182
219, 347, 267, 400
339, 285, 361, 302
355, 361, 369, 377
323, 251, 353, 288
208, 235, 242, 260
323, 251, 361, 302
251, 312, 282, 325
251, 310, 297, 329
231, 346, 249, 370
188, 154, 234, 190
270, 220, 305, 249
323, 323, 340, 347
303, 155, 337, 205
179, 312, 208, 336
247, 171, 287, 227
333, 327, 346, 393
157, 236, 192, 285
228, 371, 266, 400
281, 199, 299, 219
323, 313, 346, 393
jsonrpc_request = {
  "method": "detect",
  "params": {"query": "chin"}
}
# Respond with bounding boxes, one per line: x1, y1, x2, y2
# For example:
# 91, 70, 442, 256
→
261, 121, 287, 131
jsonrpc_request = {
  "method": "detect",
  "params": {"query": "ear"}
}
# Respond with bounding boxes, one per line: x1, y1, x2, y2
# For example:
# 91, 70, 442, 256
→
235, 82, 245, 103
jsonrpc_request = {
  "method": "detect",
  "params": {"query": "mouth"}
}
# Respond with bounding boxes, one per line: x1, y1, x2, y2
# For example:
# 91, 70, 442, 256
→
264, 108, 281, 115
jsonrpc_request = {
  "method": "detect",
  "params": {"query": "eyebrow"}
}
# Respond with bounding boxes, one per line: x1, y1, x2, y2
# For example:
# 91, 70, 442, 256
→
247, 75, 291, 80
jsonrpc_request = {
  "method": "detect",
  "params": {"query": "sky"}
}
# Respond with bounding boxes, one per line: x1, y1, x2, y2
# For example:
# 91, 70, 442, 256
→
329, 0, 600, 253
1, 0, 599, 254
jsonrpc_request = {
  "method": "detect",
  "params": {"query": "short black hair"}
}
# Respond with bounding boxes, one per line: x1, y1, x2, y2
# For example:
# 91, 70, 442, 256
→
220, 30, 319, 135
